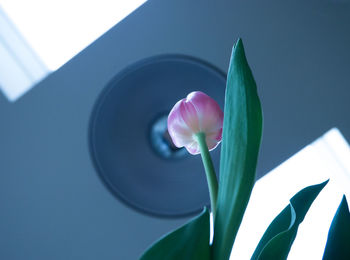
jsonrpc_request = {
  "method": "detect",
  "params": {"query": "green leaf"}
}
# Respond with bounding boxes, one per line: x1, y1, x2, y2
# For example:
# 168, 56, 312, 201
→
212, 38, 263, 260
323, 195, 350, 260
251, 180, 329, 260
139, 208, 210, 260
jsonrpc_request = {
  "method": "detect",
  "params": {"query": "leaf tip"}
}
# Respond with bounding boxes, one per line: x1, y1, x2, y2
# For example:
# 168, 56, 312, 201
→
320, 179, 330, 188
340, 195, 349, 212
235, 38, 243, 47
232, 38, 243, 53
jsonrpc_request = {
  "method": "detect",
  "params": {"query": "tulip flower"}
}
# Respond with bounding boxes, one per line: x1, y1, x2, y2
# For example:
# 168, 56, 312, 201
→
167, 91, 223, 218
167, 91, 223, 155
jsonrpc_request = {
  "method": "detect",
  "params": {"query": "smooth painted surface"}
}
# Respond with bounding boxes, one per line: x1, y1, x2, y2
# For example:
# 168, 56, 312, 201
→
1, 0, 147, 70
0, 8, 48, 101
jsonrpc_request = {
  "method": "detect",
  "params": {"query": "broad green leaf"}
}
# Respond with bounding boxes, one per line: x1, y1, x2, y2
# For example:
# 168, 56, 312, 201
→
139, 208, 210, 260
251, 180, 328, 260
213, 38, 263, 260
323, 195, 350, 260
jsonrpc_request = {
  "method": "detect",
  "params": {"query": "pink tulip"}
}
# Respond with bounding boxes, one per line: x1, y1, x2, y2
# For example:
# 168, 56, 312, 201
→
167, 91, 224, 155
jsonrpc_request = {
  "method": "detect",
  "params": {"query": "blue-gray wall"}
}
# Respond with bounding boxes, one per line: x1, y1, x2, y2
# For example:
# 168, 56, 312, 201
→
0, 0, 349, 259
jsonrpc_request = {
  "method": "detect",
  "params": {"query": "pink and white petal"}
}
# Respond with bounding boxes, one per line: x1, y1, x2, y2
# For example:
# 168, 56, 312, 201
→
205, 136, 221, 151
168, 99, 194, 147
185, 141, 200, 155
187, 91, 223, 133
206, 128, 223, 142
169, 131, 194, 148
168, 118, 193, 147
168, 91, 223, 155
208, 142, 220, 152
179, 100, 200, 133
167, 99, 185, 129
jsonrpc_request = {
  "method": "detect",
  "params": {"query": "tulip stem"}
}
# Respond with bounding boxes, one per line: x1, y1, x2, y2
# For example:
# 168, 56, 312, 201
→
195, 132, 219, 219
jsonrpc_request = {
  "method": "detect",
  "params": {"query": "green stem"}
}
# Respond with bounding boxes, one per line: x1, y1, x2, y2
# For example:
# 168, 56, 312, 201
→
195, 132, 219, 219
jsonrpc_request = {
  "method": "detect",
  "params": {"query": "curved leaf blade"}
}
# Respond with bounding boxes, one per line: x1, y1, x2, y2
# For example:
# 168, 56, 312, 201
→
252, 180, 328, 260
139, 208, 210, 260
213, 38, 263, 260
323, 195, 350, 260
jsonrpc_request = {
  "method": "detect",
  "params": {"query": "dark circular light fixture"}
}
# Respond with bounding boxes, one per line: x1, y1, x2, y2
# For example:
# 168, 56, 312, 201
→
89, 55, 226, 217
149, 113, 188, 160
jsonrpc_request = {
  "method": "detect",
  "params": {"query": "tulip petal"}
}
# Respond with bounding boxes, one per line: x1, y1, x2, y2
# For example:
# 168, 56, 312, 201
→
168, 123, 193, 147
168, 100, 194, 147
168, 91, 223, 155
179, 100, 200, 133
187, 91, 223, 135
185, 141, 200, 155
207, 128, 223, 141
